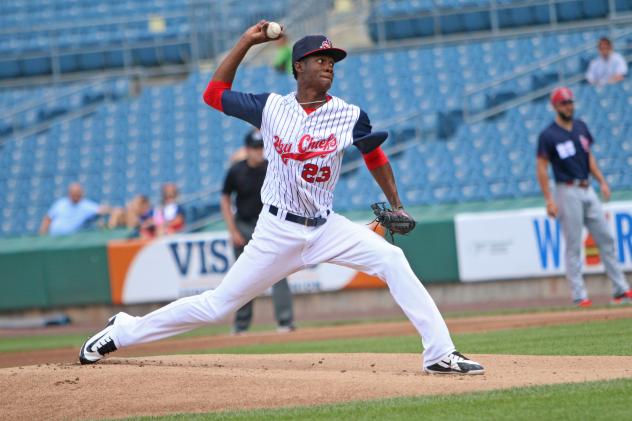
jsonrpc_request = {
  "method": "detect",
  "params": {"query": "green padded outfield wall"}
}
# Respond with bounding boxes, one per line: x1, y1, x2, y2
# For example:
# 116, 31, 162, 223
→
0, 232, 125, 311
0, 250, 49, 309
396, 219, 459, 283
40, 245, 111, 307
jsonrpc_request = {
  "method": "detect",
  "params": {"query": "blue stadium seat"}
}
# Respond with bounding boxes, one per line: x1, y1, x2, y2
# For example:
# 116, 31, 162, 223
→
556, 1, 584, 22
498, 5, 550, 28
616, 0, 632, 12
133, 46, 159, 67
463, 11, 491, 32
440, 14, 465, 34
582, 0, 609, 19
21, 56, 52, 76
0, 60, 20, 79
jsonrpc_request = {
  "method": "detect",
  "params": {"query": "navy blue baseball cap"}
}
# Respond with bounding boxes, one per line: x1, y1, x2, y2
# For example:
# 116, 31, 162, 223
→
244, 130, 264, 147
292, 35, 347, 64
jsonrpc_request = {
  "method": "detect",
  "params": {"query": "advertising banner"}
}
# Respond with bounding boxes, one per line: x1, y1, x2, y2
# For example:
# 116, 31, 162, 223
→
107, 231, 385, 305
455, 202, 632, 282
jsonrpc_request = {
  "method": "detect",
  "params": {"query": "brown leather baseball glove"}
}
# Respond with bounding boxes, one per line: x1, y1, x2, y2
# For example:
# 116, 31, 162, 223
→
370, 202, 416, 240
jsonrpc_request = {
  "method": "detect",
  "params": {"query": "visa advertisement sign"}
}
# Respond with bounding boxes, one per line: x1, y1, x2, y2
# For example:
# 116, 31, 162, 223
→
455, 202, 632, 282
107, 232, 235, 304
107, 231, 381, 305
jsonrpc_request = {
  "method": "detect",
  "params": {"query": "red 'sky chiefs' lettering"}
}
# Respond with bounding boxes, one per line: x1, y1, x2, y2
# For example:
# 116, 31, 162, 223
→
274, 134, 338, 164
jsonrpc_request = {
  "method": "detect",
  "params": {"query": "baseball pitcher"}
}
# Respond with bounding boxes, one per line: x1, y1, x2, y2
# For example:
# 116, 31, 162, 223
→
79, 21, 484, 375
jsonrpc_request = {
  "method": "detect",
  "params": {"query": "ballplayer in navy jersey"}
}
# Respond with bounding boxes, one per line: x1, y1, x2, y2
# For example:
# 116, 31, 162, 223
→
537, 87, 631, 307
79, 22, 484, 375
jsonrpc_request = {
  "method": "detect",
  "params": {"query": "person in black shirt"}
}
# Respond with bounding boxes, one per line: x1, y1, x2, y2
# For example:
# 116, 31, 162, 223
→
221, 129, 295, 333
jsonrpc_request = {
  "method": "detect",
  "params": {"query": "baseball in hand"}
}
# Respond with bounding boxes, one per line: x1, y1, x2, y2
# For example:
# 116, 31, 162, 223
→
266, 22, 282, 39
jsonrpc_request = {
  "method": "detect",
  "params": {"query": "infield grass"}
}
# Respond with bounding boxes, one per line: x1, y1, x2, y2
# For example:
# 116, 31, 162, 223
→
0, 304, 622, 353
2, 312, 631, 355
122, 377, 632, 421
192, 317, 632, 356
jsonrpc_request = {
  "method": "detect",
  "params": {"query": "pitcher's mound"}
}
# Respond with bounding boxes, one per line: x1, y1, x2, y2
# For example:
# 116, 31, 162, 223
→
4, 353, 632, 420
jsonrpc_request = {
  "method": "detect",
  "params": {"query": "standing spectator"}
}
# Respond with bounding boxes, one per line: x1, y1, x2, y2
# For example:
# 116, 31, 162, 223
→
220, 129, 295, 334
39, 183, 110, 236
536, 87, 632, 307
585, 37, 628, 87
142, 183, 185, 238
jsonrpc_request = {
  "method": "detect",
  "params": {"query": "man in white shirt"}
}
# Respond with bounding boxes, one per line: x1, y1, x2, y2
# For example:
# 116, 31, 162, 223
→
585, 37, 628, 87
39, 183, 110, 236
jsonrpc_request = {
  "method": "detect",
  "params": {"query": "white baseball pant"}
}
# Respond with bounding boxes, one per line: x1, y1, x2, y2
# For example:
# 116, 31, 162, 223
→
111, 207, 456, 367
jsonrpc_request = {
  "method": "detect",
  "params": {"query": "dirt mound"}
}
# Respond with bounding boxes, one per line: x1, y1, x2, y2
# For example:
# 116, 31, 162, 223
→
3, 353, 632, 420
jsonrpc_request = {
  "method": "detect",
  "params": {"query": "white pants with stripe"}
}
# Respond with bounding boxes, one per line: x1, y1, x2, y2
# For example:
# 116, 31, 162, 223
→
111, 207, 456, 367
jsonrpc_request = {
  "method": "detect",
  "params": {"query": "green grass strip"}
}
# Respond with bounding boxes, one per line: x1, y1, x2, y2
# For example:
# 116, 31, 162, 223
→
0, 317, 410, 353
2, 308, 630, 354
191, 318, 632, 356
0, 333, 90, 353
0, 302, 601, 353
118, 377, 632, 421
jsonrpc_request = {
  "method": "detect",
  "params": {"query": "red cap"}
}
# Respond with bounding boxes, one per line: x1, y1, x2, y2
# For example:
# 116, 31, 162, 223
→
550, 87, 574, 105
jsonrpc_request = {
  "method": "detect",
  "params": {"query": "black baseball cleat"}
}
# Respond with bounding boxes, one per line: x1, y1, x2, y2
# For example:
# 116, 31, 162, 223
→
424, 351, 485, 375
79, 315, 118, 365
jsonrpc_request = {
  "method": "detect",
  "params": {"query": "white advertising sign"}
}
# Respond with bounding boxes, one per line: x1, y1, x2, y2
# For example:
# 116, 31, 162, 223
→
455, 202, 632, 282
121, 231, 357, 304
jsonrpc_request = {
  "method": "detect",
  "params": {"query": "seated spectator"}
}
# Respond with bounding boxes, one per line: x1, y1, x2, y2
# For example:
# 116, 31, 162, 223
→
586, 37, 628, 87
140, 183, 185, 238
108, 195, 152, 235
39, 183, 110, 236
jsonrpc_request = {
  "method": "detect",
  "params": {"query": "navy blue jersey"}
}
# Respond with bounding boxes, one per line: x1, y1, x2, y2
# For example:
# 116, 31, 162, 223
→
537, 119, 593, 183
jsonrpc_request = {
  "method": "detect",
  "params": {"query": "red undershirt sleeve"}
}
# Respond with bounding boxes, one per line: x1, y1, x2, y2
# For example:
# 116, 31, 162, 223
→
202, 80, 232, 112
363, 146, 389, 170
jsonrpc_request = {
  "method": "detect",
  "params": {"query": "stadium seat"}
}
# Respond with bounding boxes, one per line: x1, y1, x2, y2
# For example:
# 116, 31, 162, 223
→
556, 0, 584, 22
615, 0, 632, 12
463, 11, 491, 32
498, 5, 551, 28
0, 60, 20, 79
582, 0, 609, 19
21, 56, 52, 77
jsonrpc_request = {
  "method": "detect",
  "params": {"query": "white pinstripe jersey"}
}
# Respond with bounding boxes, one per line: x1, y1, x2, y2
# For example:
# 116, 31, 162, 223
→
221, 89, 386, 218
